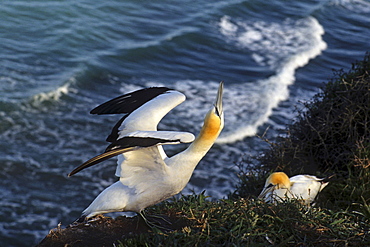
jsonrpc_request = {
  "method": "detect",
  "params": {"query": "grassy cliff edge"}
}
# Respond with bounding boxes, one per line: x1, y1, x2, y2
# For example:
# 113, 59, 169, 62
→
38, 53, 370, 246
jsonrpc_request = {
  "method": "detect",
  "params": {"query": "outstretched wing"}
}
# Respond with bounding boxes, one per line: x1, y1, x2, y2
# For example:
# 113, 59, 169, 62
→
90, 87, 172, 115
68, 131, 195, 177
90, 87, 186, 142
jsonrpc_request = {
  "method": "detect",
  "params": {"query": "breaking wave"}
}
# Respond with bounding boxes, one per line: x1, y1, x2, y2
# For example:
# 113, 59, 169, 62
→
216, 16, 327, 143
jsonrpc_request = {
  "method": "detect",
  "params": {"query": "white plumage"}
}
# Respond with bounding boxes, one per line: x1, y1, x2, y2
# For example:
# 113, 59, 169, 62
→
69, 82, 224, 221
258, 172, 329, 205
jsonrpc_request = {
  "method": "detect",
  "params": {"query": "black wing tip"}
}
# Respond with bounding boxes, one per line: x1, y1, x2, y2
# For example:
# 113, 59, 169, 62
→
88, 86, 177, 144
90, 87, 174, 115
67, 171, 76, 177
105, 136, 180, 153
68, 168, 80, 177
68, 147, 135, 176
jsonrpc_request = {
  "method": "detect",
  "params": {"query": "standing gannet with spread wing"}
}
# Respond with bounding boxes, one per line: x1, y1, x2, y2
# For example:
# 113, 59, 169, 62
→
69, 82, 224, 222
258, 172, 330, 205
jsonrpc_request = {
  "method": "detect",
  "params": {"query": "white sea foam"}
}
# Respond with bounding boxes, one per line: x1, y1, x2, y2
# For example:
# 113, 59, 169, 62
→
215, 16, 327, 143
31, 79, 78, 104
219, 15, 238, 37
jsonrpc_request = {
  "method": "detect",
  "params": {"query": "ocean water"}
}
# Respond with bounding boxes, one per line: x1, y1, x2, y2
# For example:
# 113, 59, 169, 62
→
1, 0, 369, 245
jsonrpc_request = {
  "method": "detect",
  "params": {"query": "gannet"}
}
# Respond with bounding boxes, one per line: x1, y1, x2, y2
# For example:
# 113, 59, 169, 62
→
69, 82, 224, 222
258, 172, 330, 205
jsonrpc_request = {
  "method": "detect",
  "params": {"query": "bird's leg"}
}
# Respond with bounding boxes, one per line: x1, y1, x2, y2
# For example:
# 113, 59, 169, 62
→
147, 213, 173, 225
139, 211, 172, 231
86, 214, 106, 222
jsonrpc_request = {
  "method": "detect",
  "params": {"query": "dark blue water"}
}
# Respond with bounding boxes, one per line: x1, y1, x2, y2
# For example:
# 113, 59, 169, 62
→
1, 0, 369, 245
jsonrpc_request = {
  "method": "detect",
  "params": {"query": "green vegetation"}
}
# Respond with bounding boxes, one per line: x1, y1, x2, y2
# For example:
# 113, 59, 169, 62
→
118, 53, 370, 246
235, 52, 370, 212
118, 193, 368, 246
38, 53, 370, 246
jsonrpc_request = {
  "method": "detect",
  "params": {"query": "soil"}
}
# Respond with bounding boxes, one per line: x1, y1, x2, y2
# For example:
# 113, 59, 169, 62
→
36, 214, 191, 247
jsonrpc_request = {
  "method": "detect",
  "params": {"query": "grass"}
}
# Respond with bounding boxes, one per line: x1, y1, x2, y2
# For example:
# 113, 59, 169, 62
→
116, 53, 370, 246
38, 53, 370, 246
117, 193, 369, 246
235, 52, 370, 210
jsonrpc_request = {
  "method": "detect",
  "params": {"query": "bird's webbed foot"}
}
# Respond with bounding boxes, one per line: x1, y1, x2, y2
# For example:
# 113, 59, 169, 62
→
139, 211, 173, 232
68, 214, 105, 227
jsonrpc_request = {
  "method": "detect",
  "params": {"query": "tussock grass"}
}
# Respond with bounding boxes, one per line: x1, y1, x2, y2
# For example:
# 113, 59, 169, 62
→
117, 53, 370, 246
118, 193, 369, 246
39, 54, 370, 246
235, 52, 370, 211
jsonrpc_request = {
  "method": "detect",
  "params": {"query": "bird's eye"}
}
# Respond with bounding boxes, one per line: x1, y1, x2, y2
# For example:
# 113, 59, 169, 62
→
266, 183, 274, 189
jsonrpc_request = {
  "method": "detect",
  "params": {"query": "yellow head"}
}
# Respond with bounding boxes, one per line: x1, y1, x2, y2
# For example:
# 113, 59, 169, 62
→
266, 172, 291, 189
258, 172, 291, 199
